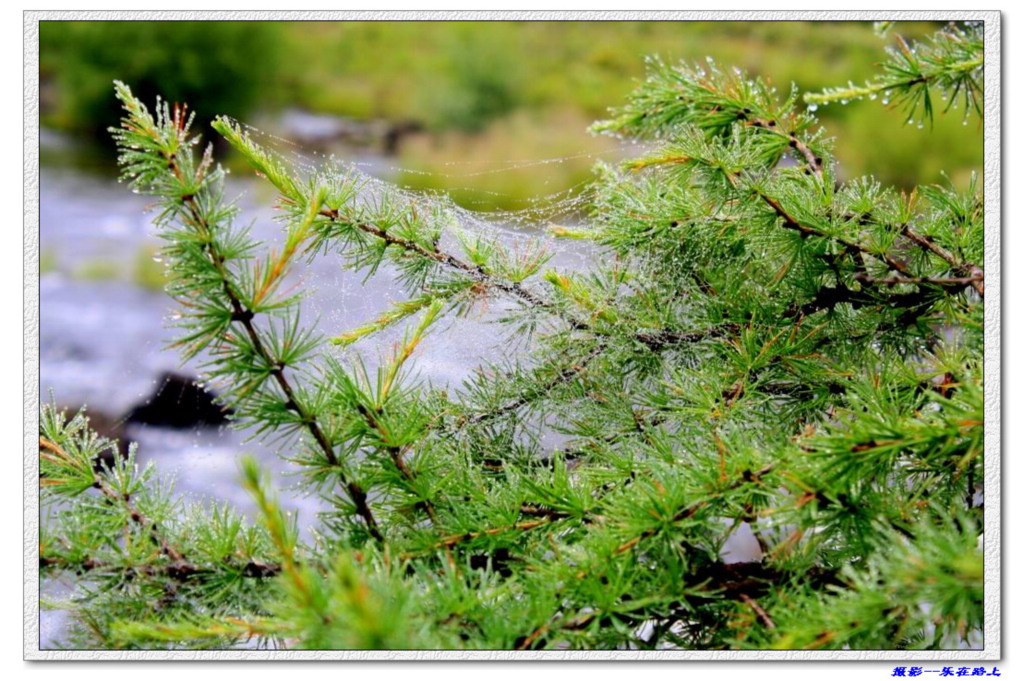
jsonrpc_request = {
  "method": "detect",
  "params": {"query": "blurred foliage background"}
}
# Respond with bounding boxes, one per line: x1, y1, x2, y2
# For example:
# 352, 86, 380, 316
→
40, 20, 983, 210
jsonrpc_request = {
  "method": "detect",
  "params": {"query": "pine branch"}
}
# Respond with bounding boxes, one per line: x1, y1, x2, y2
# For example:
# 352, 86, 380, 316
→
39, 554, 281, 580
635, 143, 984, 303
744, 114, 823, 178
804, 24, 984, 126
464, 343, 607, 426
111, 83, 384, 542
41, 436, 185, 564
614, 464, 775, 555
853, 271, 983, 289
320, 209, 566, 319
218, 119, 735, 356
900, 223, 985, 295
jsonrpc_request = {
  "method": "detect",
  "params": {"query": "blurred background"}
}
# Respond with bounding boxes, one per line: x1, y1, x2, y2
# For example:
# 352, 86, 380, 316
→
41, 21, 981, 200
36, 20, 985, 645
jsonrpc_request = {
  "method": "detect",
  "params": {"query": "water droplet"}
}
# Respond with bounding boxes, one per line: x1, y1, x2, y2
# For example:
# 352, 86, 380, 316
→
868, 93, 878, 101
808, 104, 819, 112
840, 99, 849, 105
882, 98, 890, 105
152, 255, 163, 263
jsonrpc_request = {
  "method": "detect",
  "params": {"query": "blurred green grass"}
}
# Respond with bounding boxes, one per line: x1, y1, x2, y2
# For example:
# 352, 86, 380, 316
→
45, 245, 170, 291
40, 20, 983, 210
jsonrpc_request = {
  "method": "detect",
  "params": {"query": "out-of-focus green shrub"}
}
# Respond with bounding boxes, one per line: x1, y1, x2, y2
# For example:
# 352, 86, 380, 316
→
40, 21, 282, 136
38, 21, 982, 199
418, 25, 526, 131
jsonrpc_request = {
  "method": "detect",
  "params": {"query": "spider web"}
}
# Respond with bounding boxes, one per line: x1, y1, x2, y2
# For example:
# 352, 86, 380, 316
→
225, 119, 637, 392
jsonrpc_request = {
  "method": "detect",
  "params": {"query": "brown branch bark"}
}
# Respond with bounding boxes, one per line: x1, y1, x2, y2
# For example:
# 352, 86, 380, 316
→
321, 209, 575, 324
901, 224, 984, 296
39, 554, 281, 580
740, 592, 777, 629
853, 271, 983, 289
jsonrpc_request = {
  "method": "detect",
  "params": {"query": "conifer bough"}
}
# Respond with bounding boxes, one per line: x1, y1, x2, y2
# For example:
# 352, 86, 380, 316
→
40, 22, 985, 651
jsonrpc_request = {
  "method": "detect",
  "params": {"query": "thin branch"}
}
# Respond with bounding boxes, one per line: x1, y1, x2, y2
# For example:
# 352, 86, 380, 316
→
404, 503, 579, 558
516, 623, 551, 650
753, 189, 915, 277
747, 116, 823, 178
322, 210, 577, 324
516, 505, 575, 520
323, 210, 730, 352
615, 464, 775, 554
355, 403, 438, 525
41, 435, 187, 564
433, 518, 555, 551
739, 592, 777, 629
901, 224, 984, 296
853, 271, 983, 289
169, 167, 384, 542
39, 554, 281, 580
465, 343, 606, 426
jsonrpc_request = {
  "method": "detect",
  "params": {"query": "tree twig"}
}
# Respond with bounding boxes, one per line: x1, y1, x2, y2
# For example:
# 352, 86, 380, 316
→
739, 592, 777, 629
165, 161, 384, 542
39, 554, 281, 580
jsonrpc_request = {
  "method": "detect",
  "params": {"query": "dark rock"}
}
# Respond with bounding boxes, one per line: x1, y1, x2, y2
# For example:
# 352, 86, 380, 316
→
124, 372, 232, 429
275, 109, 423, 156
382, 119, 423, 156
